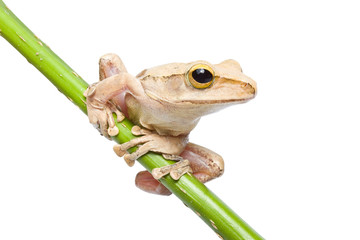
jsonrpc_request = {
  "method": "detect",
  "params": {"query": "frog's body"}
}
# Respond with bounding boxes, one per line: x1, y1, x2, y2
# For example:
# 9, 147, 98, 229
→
84, 54, 256, 195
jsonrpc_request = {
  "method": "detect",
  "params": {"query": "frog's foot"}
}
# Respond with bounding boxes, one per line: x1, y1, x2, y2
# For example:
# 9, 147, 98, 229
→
84, 84, 125, 139
113, 125, 191, 180
135, 142, 224, 196
152, 158, 192, 180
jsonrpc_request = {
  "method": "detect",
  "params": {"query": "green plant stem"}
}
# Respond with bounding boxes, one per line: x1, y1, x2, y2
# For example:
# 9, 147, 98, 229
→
0, 2, 264, 240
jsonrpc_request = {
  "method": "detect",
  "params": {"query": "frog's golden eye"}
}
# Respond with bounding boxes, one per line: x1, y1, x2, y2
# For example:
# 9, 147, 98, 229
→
187, 64, 215, 89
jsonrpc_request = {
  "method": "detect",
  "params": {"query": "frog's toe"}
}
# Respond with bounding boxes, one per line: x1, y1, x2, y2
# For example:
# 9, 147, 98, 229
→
108, 101, 125, 123
152, 159, 192, 180
113, 145, 127, 157
122, 142, 155, 166
162, 154, 183, 161
123, 154, 136, 167
108, 126, 119, 136
92, 113, 111, 139
113, 136, 153, 166
131, 125, 152, 136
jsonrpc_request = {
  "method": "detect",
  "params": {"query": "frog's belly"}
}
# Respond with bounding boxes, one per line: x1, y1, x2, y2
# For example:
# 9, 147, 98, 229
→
137, 115, 199, 136
123, 94, 199, 136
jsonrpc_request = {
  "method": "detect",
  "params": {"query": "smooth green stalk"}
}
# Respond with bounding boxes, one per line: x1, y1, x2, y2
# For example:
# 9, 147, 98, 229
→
0, 2, 264, 239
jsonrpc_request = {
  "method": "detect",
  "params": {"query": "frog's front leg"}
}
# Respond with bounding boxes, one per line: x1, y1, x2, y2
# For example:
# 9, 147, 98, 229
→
113, 125, 192, 180
84, 71, 145, 139
84, 74, 126, 138
84, 53, 141, 138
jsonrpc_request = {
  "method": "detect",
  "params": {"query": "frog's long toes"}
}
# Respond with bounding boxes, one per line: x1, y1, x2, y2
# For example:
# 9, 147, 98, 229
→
108, 126, 119, 136
131, 126, 142, 135
99, 122, 111, 139
115, 110, 125, 122
130, 126, 147, 136
170, 164, 192, 180
113, 144, 127, 157
113, 138, 153, 167
124, 154, 136, 167
162, 154, 183, 161
152, 159, 192, 180
108, 102, 125, 122
152, 166, 171, 180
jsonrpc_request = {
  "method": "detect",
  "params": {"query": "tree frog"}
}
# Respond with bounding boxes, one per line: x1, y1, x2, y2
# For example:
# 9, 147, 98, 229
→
84, 54, 256, 195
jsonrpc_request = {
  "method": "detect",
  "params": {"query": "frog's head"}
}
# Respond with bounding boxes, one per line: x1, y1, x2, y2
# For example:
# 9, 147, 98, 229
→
137, 59, 256, 115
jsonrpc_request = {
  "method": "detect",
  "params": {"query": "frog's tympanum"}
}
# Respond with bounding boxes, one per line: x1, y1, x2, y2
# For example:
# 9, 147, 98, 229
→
84, 54, 256, 195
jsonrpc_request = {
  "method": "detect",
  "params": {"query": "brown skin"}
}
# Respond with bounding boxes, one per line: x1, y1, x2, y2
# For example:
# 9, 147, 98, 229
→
84, 53, 256, 195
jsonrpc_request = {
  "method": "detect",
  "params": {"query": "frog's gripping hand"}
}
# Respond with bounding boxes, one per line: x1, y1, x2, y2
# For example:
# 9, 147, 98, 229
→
83, 85, 124, 139
84, 53, 129, 139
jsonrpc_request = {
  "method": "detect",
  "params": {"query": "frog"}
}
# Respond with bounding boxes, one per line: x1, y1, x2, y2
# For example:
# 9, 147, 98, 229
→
84, 53, 256, 195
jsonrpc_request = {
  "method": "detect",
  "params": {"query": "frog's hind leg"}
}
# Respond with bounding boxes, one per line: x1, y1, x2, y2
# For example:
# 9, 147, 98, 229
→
180, 143, 224, 183
135, 142, 224, 196
99, 53, 128, 80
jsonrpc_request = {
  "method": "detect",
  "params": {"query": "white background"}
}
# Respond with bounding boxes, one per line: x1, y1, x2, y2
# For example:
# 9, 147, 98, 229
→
1, 0, 359, 239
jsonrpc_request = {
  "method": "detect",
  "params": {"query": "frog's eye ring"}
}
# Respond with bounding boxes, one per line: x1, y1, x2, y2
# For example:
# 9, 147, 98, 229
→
187, 64, 215, 89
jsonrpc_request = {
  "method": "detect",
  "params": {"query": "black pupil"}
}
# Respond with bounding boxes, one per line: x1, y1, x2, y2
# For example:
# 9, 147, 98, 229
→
192, 68, 213, 84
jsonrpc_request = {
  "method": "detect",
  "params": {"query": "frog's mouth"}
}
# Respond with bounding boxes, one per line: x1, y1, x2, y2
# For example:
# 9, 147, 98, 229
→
177, 96, 255, 104
145, 88, 255, 105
